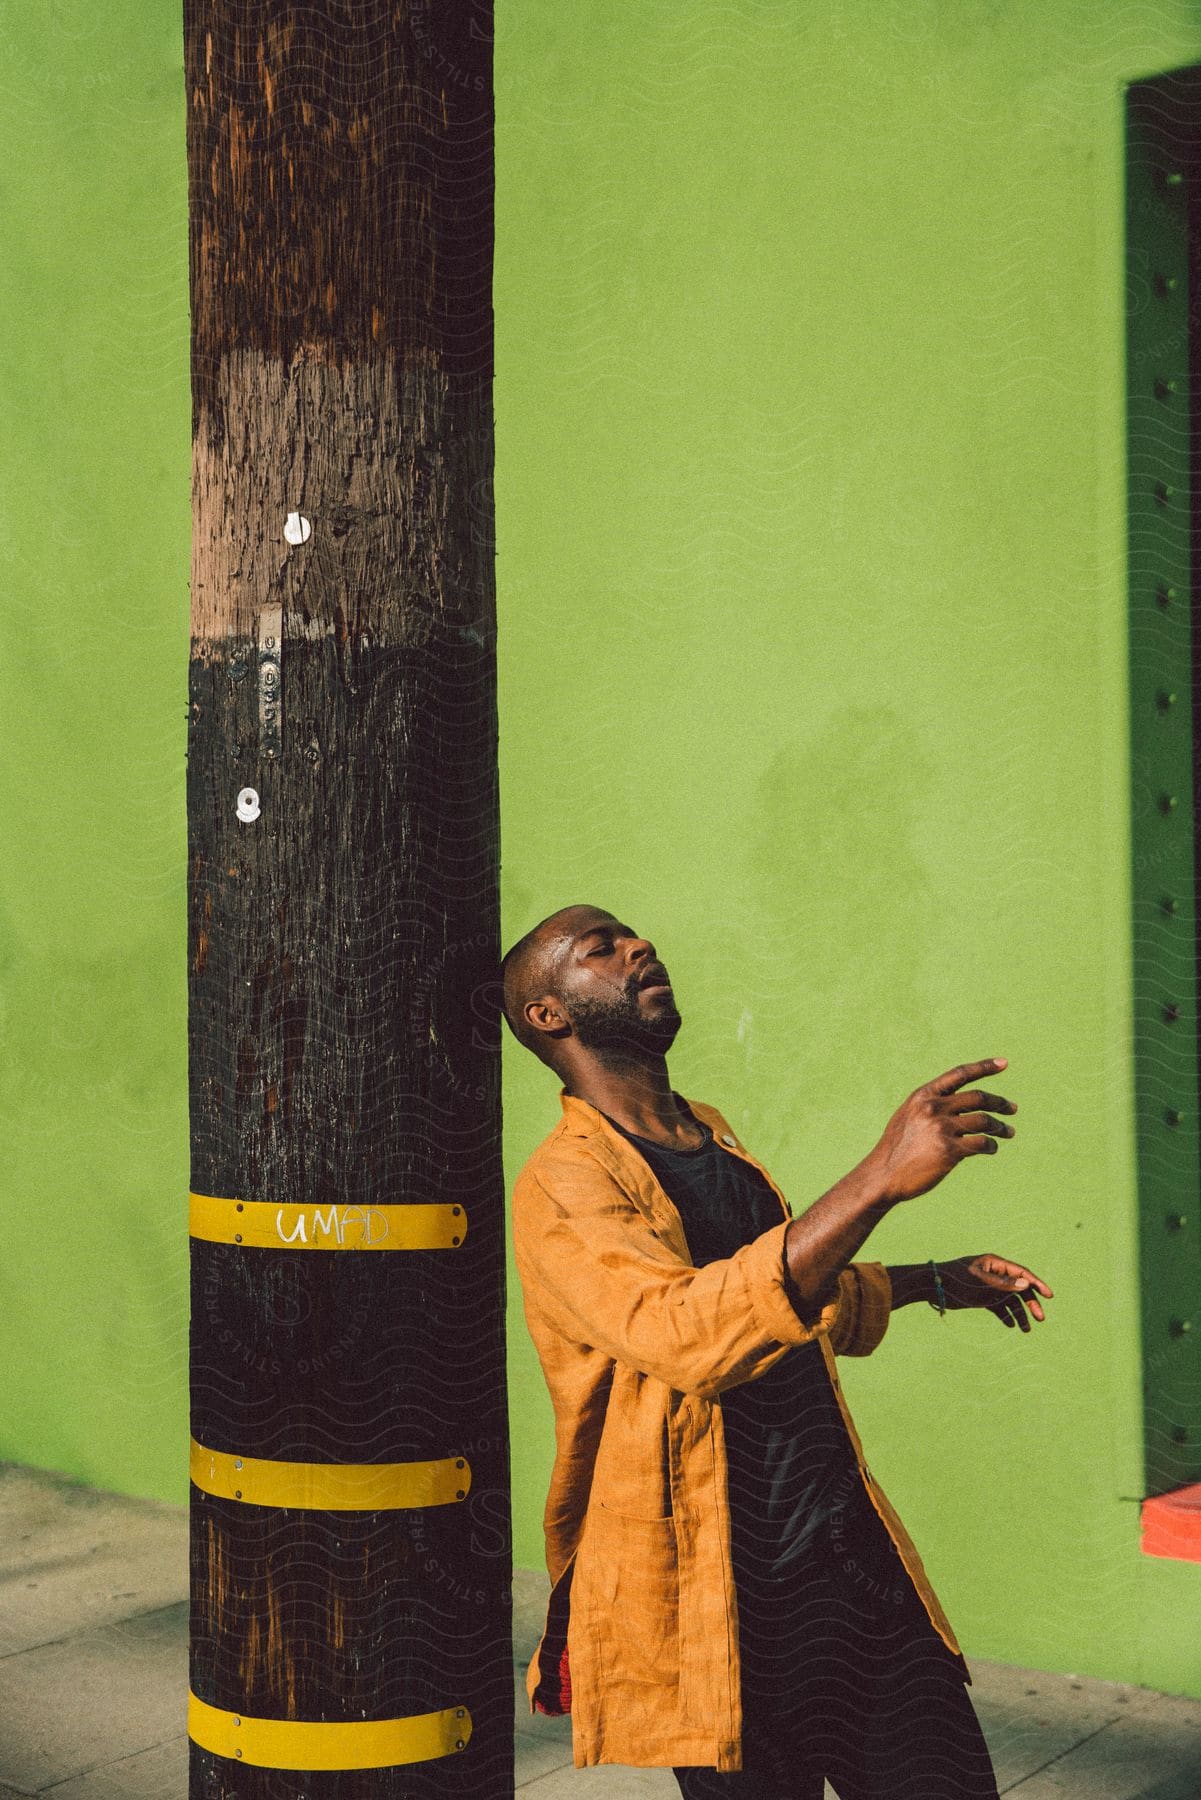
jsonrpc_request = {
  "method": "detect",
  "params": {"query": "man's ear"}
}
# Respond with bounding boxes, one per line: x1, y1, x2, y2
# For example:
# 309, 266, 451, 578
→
526, 998, 567, 1036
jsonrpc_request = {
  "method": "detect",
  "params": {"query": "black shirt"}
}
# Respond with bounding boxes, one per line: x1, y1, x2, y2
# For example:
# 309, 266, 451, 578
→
602, 1101, 875, 1580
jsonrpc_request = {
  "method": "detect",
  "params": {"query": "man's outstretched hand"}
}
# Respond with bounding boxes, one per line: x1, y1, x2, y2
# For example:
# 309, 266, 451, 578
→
868, 1058, 1017, 1203
785, 1057, 1029, 1320
939, 1254, 1053, 1331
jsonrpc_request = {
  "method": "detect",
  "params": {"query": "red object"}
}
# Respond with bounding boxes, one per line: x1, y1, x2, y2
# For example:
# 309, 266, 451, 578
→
532, 1645, 572, 1716
1140, 1484, 1201, 1562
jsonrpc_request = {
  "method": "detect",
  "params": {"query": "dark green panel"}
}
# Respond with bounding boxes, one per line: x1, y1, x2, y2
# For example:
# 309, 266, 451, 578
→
1126, 68, 1201, 1494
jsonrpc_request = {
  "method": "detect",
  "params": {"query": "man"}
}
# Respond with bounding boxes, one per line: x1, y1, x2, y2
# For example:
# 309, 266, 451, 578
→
503, 902, 1052, 1799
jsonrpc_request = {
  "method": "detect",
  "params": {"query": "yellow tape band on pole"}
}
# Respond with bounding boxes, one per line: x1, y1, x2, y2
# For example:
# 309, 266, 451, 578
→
189, 1192, 467, 1250
189, 1438, 471, 1510
187, 1691, 472, 1770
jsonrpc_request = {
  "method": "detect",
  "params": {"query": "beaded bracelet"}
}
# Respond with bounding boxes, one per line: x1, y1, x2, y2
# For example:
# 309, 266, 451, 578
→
928, 1258, 947, 1317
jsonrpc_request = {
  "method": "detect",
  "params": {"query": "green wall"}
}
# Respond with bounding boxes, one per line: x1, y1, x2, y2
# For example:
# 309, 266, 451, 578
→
493, 2, 1201, 1697
0, 4, 193, 1491
2, 0, 1199, 1700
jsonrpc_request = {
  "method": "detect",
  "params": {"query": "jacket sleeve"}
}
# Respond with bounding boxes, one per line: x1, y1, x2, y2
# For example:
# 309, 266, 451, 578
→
825, 1261, 892, 1356
511, 1151, 844, 1400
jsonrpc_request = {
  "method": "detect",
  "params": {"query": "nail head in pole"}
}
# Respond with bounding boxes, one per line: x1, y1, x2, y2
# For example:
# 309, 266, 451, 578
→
284, 512, 312, 545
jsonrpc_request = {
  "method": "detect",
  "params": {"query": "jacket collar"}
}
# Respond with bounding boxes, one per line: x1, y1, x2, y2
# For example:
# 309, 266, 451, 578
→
551, 1085, 798, 1280
558, 1087, 600, 1135
556, 1085, 738, 1152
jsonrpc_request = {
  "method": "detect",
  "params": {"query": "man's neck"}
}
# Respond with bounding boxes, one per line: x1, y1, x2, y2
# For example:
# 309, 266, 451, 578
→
563, 1062, 703, 1148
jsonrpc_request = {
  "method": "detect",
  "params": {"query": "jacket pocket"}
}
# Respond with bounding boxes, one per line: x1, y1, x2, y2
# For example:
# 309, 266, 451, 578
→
578, 1507, 681, 1692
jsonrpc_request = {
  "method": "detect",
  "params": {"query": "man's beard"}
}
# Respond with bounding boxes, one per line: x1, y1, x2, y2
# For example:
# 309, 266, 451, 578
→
563, 987, 683, 1063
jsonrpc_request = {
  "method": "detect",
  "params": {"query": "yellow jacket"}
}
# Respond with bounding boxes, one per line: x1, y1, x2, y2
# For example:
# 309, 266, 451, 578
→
511, 1087, 965, 1772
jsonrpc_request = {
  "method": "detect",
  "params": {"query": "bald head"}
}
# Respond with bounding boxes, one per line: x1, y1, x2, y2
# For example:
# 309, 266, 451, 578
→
500, 904, 607, 1066
501, 903, 682, 1079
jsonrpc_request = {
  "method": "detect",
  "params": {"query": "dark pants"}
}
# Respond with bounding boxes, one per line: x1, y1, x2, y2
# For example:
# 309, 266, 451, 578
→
673, 1503, 1000, 1800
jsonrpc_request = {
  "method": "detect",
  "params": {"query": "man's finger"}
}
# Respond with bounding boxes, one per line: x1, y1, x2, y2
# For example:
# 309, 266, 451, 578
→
951, 1111, 1015, 1139
991, 1278, 1050, 1326
945, 1090, 1018, 1116
929, 1058, 1009, 1096
978, 1257, 1054, 1299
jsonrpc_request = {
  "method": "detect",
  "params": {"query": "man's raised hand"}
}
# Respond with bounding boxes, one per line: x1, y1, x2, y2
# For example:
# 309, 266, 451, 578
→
869, 1058, 1017, 1204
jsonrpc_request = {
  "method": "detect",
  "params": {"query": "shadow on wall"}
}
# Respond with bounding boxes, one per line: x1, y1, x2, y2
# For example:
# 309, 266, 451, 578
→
733, 704, 942, 1161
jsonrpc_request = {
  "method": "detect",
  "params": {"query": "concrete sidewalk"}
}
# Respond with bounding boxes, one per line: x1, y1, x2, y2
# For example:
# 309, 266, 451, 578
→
1, 1462, 1198, 1797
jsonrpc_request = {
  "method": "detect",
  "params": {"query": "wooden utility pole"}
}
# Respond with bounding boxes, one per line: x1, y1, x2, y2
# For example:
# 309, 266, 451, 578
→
183, 6, 509, 1796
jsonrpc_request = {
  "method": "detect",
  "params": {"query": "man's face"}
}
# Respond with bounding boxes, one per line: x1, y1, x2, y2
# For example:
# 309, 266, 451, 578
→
545, 908, 682, 1059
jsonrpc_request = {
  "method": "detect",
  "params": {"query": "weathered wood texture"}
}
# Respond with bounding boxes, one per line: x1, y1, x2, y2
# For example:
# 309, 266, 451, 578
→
184, 4, 508, 1795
